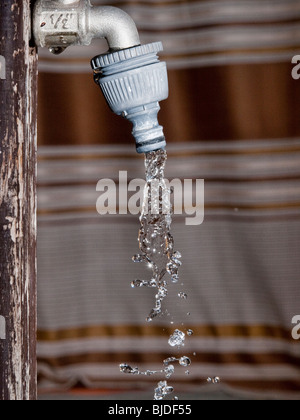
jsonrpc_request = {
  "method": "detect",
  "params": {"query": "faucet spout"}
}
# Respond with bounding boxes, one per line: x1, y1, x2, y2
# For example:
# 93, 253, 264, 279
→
89, 6, 140, 51
33, 0, 140, 53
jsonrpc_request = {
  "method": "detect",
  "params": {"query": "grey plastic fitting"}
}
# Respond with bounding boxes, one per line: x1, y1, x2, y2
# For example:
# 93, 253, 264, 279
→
91, 43, 169, 154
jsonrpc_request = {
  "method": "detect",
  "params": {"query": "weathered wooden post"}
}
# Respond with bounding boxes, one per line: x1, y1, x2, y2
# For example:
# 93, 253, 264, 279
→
0, 0, 38, 400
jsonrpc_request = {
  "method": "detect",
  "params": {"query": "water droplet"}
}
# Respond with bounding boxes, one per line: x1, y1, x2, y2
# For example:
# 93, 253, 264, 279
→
120, 363, 131, 373
120, 364, 138, 375
178, 292, 188, 300
149, 279, 157, 288
179, 356, 191, 367
131, 279, 144, 288
132, 254, 144, 263
207, 376, 221, 384
164, 365, 175, 379
168, 329, 185, 348
187, 329, 194, 336
163, 357, 177, 366
157, 287, 168, 299
185, 370, 190, 375
154, 381, 174, 400
146, 316, 153, 323
171, 274, 179, 283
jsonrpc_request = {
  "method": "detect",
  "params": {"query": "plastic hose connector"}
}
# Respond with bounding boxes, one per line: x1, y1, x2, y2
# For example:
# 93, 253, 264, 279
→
91, 42, 169, 154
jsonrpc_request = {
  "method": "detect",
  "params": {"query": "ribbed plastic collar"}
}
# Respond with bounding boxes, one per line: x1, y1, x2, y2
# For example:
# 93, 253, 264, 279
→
91, 42, 164, 69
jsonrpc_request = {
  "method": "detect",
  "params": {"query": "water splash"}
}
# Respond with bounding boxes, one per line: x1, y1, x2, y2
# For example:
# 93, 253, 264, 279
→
131, 150, 182, 322
120, 150, 197, 399
154, 381, 174, 400
168, 329, 186, 348
119, 363, 165, 377
119, 358, 185, 380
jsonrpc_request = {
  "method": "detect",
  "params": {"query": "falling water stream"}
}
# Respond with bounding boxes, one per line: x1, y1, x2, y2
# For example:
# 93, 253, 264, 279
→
120, 149, 219, 399
131, 150, 182, 322
119, 149, 192, 400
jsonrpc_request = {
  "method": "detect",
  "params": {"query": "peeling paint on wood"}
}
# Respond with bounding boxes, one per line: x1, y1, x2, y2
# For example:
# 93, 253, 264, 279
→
0, 0, 37, 400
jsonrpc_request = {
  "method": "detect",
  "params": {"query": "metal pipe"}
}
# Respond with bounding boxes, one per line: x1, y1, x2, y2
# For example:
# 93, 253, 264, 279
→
88, 6, 140, 51
33, 0, 140, 54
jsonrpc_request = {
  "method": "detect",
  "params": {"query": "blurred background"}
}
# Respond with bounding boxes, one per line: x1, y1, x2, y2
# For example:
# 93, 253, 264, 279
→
37, 0, 300, 400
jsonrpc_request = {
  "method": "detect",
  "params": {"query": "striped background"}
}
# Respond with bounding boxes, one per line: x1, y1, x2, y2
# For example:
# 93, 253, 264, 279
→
37, 0, 300, 399
37, 142, 300, 399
